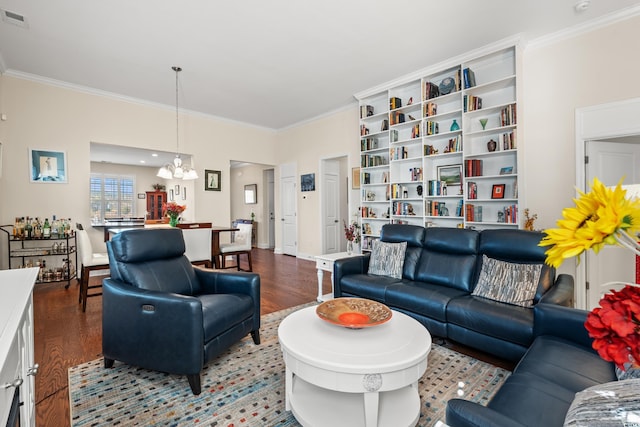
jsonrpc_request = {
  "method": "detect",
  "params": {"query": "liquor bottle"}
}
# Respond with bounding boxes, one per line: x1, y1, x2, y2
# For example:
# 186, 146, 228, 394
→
51, 216, 58, 238
25, 216, 33, 239
43, 218, 51, 238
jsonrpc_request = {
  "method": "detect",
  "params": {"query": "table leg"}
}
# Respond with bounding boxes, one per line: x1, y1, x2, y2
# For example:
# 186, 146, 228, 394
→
317, 268, 324, 302
211, 232, 221, 268
285, 367, 293, 411
363, 391, 380, 427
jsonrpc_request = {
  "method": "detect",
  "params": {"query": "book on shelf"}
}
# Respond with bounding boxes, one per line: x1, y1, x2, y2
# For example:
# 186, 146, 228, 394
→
392, 201, 416, 216
499, 205, 518, 224
499, 131, 516, 150
424, 144, 436, 156
426, 200, 448, 216
424, 102, 437, 117
362, 172, 371, 185
455, 69, 462, 91
455, 199, 464, 217
360, 105, 374, 118
390, 111, 405, 125
446, 135, 461, 153
428, 180, 447, 196
390, 183, 409, 199
463, 67, 476, 89
423, 82, 440, 100
500, 104, 517, 127
424, 121, 439, 136
465, 204, 483, 222
360, 137, 378, 151
381, 119, 389, 131
409, 167, 423, 181
464, 159, 483, 177
390, 97, 402, 110
391, 129, 399, 143
361, 206, 377, 218
382, 171, 389, 183
390, 146, 409, 161
463, 94, 482, 112
411, 124, 420, 138
361, 155, 387, 168
360, 124, 369, 136
467, 181, 477, 199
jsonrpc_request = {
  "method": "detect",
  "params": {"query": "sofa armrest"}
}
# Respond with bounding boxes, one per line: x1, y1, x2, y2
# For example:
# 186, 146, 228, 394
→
102, 278, 204, 373
538, 273, 574, 306
195, 269, 261, 331
446, 399, 527, 427
534, 302, 593, 348
334, 254, 370, 297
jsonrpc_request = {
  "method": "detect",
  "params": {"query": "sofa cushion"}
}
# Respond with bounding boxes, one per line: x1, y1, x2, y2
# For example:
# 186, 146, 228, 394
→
616, 365, 640, 380
368, 240, 407, 279
447, 295, 534, 347
385, 281, 468, 322
338, 274, 401, 302
199, 293, 254, 342
471, 255, 542, 307
515, 335, 617, 391
564, 379, 640, 426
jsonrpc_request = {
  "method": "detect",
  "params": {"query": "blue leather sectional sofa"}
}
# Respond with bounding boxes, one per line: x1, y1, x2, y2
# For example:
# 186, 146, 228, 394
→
334, 224, 574, 362
334, 224, 617, 426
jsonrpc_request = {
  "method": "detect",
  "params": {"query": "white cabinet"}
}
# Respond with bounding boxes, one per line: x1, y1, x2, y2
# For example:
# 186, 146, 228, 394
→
0, 268, 38, 427
356, 42, 521, 248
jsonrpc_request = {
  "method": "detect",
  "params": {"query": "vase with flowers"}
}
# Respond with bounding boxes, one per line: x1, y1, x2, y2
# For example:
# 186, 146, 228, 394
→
163, 202, 186, 227
540, 177, 640, 374
343, 220, 361, 255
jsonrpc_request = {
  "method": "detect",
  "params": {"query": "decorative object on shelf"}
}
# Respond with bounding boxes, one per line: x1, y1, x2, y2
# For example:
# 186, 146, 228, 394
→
437, 164, 462, 186
450, 119, 460, 131
479, 118, 488, 130
163, 202, 186, 227
366, 191, 376, 201
540, 178, 640, 374
500, 166, 513, 175
204, 169, 221, 191
523, 209, 538, 231
29, 148, 67, 183
301, 173, 315, 192
152, 183, 166, 191
343, 220, 361, 255
417, 185, 423, 196
316, 298, 392, 329
439, 77, 455, 95
407, 97, 413, 106
157, 66, 198, 181
491, 184, 505, 199
487, 139, 497, 152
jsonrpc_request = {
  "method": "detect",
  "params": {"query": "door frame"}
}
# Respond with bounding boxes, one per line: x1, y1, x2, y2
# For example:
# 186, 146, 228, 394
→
319, 154, 352, 255
575, 97, 640, 309
279, 162, 297, 256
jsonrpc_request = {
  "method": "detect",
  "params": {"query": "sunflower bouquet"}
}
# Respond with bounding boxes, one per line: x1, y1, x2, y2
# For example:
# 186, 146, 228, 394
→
540, 178, 640, 371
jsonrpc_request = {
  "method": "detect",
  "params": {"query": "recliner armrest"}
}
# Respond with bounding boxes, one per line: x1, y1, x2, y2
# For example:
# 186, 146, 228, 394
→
446, 399, 527, 427
195, 269, 260, 331
533, 302, 593, 348
102, 278, 205, 374
334, 255, 370, 297
538, 273, 574, 306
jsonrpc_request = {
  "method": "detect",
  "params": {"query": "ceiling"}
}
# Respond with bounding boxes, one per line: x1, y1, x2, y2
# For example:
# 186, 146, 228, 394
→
1, 1, 640, 131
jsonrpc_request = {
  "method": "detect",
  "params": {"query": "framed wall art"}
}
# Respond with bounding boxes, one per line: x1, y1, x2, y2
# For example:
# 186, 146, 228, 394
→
437, 164, 462, 185
29, 148, 67, 183
492, 184, 506, 199
205, 169, 221, 191
301, 173, 315, 192
352, 167, 360, 189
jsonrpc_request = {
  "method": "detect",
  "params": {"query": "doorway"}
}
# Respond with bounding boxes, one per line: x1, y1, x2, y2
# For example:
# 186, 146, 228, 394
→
575, 97, 640, 309
320, 156, 349, 254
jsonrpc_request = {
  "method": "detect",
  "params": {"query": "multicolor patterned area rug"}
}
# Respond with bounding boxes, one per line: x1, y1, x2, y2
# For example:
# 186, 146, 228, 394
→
69, 303, 510, 426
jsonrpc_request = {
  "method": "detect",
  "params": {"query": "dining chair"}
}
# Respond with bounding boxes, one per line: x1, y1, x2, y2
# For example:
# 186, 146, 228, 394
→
181, 228, 213, 268
76, 227, 110, 312
219, 223, 253, 271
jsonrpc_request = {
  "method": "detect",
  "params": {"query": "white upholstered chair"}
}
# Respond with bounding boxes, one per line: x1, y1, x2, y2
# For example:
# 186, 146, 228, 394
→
181, 228, 213, 268
219, 223, 253, 271
76, 227, 110, 312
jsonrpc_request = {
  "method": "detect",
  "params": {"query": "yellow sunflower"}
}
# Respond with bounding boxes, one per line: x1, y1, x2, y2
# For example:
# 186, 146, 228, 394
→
540, 178, 640, 268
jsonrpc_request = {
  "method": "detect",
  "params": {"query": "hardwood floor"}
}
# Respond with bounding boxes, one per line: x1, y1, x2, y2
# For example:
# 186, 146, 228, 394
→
32, 248, 513, 426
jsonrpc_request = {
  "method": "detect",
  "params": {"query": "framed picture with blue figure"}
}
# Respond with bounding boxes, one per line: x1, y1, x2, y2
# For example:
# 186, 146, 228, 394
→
301, 173, 315, 192
29, 148, 67, 183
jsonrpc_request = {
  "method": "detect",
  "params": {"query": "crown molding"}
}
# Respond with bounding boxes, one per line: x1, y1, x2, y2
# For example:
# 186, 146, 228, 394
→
2, 69, 277, 133
527, 4, 640, 50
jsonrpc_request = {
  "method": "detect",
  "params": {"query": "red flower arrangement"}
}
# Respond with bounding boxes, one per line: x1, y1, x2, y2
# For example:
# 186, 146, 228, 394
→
585, 284, 640, 371
162, 202, 186, 218
343, 220, 360, 244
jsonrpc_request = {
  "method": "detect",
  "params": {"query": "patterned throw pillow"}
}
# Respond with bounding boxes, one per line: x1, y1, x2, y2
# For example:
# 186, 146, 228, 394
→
368, 240, 407, 279
615, 365, 640, 380
471, 255, 542, 307
564, 379, 640, 426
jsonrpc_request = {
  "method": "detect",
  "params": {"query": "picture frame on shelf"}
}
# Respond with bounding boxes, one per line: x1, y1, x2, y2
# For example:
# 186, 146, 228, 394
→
205, 169, 221, 191
499, 166, 513, 175
492, 184, 506, 199
29, 148, 67, 183
352, 167, 360, 189
437, 164, 462, 185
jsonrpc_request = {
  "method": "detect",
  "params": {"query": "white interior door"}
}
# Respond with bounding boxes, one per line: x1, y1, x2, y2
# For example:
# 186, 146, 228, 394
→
322, 160, 340, 254
280, 164, 297, 256
585, 139, 640, 308
267, 169, 275, 249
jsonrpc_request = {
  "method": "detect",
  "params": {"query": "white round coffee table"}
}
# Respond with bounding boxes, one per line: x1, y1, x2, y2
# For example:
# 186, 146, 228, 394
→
278, 304, 431, 427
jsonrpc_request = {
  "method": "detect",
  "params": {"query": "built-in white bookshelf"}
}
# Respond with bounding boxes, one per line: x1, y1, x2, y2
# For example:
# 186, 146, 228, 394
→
356, 42, 521, 250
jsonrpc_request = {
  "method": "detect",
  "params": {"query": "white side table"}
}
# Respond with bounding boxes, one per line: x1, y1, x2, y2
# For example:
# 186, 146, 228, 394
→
278, 306, 431, 427
315, 251, 361, 302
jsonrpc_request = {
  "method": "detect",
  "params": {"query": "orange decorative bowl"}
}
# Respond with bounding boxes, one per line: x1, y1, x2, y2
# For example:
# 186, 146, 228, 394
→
316, 298, 392, 329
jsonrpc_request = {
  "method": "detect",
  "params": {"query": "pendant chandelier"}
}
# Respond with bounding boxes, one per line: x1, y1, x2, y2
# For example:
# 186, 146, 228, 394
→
157, 66, 198, 180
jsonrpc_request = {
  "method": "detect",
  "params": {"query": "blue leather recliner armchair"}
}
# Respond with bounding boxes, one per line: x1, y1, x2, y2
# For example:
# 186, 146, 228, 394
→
102, 228, 261, 395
